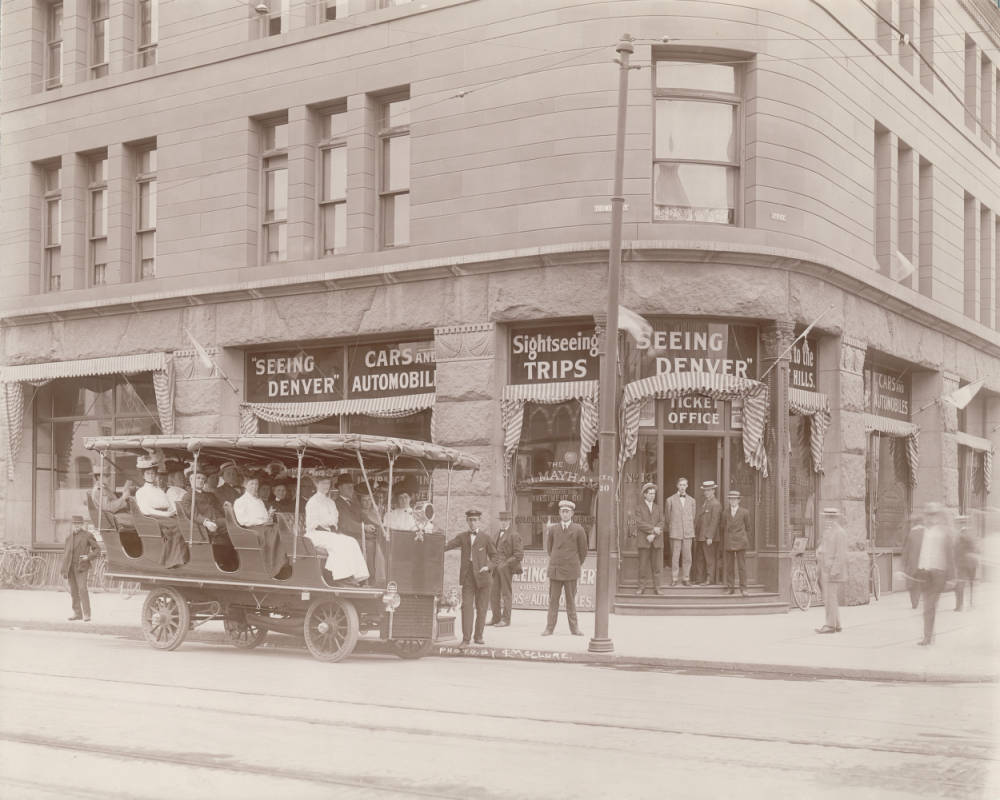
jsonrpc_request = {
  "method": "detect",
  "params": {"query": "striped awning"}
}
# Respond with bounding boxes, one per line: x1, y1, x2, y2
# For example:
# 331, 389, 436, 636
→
500, 380, 599, 473
955, 431, 994, 495
788, 388, 831, 474
864, 413, 920, 487
2, 352, 174, 481
240, 394, 437, 437
620, 372, 769, 475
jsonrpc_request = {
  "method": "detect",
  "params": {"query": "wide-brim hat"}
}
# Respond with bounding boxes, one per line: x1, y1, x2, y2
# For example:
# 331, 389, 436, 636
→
558, 500, 576, 511
701, 480, 718, 490
640, 482, 657, 494
727, 490, 741, 499
136, 454, 161, 470
310, 467, 336, 482
218, 460, 237, 473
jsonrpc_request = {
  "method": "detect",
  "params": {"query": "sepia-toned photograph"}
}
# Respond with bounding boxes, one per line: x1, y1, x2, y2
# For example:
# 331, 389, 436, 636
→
0, 0, 998, 797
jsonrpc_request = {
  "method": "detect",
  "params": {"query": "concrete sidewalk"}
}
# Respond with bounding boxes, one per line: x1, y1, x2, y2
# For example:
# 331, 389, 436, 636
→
1, 584, 996, 683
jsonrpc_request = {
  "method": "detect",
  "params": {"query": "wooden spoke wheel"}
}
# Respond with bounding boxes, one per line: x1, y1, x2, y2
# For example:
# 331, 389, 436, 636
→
141, 587, 190, 651
223, 611, 268, 649
390, 638, 435, 660
303, 597, 359, 663
790, 566, 812, 611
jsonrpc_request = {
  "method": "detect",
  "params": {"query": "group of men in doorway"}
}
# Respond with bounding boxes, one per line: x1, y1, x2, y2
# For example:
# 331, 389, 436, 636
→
632, 478, 752, 595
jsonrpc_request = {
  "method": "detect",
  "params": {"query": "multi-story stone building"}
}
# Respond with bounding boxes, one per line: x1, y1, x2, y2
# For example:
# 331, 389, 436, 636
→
2, 0, 999, 611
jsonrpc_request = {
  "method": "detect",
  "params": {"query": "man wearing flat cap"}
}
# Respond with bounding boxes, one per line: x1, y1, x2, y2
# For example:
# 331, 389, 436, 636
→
632, 483, 664, 595
489, 510, 523, 626
61, 515, 101, 621
542, 500, 588, 636
445, 509, 497, 645
695, 480, 722, 585
722, 489, 751, 596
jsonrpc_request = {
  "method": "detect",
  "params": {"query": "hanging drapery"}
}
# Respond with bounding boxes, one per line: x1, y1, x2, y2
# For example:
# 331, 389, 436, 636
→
499, 380, 600, 473
863, 413, 919, 487
240, 393, 437, 438
788, 387, 831, 474
1, 351, 172, 481
955, 430, 994, 495
619, 372, 769, 475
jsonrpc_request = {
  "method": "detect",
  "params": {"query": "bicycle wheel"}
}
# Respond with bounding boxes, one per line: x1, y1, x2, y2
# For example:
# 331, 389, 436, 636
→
870, 560, 881, 601
21, 556, 47, 588
791, 564, 811, 611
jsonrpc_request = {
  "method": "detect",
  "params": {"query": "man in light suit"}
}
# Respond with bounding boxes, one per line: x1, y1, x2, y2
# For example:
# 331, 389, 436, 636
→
815, 507, 847, 633
666, 477, 696, 586
633, 482, 664, 595
444, 509, 497, 646
541, 500, 588, 636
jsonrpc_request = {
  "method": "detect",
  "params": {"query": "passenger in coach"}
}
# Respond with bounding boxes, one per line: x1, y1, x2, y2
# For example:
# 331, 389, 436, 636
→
135, 453, 187, 568
213, 461, 243, 507
305, 470, 370, 585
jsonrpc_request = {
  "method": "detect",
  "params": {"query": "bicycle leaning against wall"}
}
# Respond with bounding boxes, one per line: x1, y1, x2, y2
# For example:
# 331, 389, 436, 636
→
789, 536, 821, 611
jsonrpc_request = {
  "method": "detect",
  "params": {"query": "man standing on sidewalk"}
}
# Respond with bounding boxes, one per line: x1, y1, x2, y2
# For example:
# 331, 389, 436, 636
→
815, 508, 847, 634
61, 515, 101, 622
666, 478, 696, 586
542, 500, 588, 636
444, 509, 496, 646
722, 490, 751, 596
489, 510, 523, 627
695, 480, 721, 585
633, 483, 664, 595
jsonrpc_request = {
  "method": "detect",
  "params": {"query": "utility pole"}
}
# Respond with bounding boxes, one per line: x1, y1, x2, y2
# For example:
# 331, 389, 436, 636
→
589, 33, 635, 654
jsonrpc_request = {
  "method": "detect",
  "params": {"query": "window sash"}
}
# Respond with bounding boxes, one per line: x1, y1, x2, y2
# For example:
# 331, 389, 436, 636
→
321, 145, 347, 202
91, 17, 109, 73
264, 164, 288, 223
381, 191, 410, 248
45, 197, 61, 246
652, 163, 737, 224
381, 133, 409, 193
138, 178, 157, 230
90, 187, 107, 237
138, 0, 158, 48
46, 249, 62, 291
320, 200, 347, 255
264, 222, 288, 263
654, 99, 737, 163
138, 231, 156, 279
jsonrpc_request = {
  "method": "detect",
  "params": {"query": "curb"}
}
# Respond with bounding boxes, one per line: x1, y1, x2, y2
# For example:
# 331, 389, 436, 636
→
4, 617, 993, 684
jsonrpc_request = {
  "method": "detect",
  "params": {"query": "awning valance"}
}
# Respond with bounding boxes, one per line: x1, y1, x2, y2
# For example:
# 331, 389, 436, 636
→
240, 394, 436, 438
956, 431, 994, 495
620, 372, 769, 475
500, 380, 599, 473
788, 388, 831, 474
0, 352, 166, 383
2, 352, 174, 480
864, 413, 919, 486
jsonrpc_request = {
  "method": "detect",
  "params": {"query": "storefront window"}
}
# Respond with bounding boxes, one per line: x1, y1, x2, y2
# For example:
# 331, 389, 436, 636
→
788, 414, 817, 548
34, 374, 161, 546
512, 401, 597, 551
867, 433, 910, 548
347, 410, 431, 440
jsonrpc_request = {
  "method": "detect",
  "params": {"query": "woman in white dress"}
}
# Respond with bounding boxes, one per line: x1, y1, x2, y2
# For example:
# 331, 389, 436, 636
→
384, 492, 417, 532
305, 472, 370, 583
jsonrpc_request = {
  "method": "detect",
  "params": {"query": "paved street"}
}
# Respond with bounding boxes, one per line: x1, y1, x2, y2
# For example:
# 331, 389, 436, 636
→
0, 627, 996, 799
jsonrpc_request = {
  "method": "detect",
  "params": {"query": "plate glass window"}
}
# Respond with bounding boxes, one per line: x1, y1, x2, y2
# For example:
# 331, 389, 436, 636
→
653, 59, 740, 225
136, 147, 157, 280
379, 95, 410, 248
46, 3, 63, 89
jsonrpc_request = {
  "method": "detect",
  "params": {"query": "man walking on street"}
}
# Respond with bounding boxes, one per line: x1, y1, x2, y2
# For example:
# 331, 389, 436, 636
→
722, 489, 751, 596
489, 510, 523, 626
695, 480, 721, 585
915, 502, 956, 646
666, 478, 696, 586
542, 500, 588, 636
633, 483, 664, 595
444, 509, 496, 646
61, 515, 101, 622
815, 507, 847, 633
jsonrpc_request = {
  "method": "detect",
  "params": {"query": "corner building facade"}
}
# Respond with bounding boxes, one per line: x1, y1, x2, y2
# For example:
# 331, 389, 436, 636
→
2, 0, 1000, 609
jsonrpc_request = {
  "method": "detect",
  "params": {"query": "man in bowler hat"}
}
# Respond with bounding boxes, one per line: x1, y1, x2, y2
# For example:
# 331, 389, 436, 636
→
541, 500, 588, 636
722, 489, 751, 596
489, 510, 523, 627
444, 509, 497, 645
61, 515, 101, 621
633, 483, 664, 595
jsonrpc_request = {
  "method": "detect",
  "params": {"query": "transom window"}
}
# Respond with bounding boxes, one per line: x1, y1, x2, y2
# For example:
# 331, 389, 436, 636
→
652, 58, 741, 225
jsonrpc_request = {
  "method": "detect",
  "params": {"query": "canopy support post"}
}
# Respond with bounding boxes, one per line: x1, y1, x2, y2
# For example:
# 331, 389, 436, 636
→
292, 445, 306, 564
188, 449, 199, 548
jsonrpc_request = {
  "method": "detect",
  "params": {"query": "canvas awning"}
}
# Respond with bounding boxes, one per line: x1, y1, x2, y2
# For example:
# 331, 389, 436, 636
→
788, 387, 831, 474
864, 413, 919, 486
620, 372, 769, 475
240, 393, 437, 439
500, 380, 599, 472
2, 352, 174, 480
955, 431, 994, 495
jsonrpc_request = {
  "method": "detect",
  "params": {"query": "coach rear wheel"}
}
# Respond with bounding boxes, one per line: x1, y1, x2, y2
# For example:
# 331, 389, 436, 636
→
303, 597, 359, 663
390, 638, 435, 659
141, 587, 190, 651
223, 610, 268, 649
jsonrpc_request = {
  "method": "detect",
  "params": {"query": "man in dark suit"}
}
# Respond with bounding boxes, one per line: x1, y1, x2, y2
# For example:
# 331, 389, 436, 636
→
212, 461, 242, 508
695, 480, 722, 585
334, 474, 365, 547
542, 500, 589, 636
633, 483, 664, 595
179, 465, 228, 542
61, 515, 101, 622
444, 509, 497, 646
489, 510, 523, 626
722, 489, 752, 596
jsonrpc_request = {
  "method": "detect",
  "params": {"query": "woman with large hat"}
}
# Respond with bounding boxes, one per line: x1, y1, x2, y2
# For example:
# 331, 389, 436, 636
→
304, 469, 370, 584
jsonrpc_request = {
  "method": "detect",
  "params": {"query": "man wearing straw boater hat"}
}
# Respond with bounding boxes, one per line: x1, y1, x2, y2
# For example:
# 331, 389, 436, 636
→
541, 500, 588, 636
632, 483, 664, 595
815, 507, 848, 634
722, 489, 751, 596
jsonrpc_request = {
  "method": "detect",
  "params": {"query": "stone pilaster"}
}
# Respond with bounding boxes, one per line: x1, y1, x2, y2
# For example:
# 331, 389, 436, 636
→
913, 370, 959, 513
347, 93, 376, 254
61, 150, 88, 291
109, 0, 135, 74
286, 105, 316, 263
875, 126, 898, 277
105, 143, 130, 284
62, 0, 88, 86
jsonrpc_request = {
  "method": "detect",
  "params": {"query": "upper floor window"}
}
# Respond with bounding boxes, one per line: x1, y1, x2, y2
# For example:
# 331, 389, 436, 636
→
46, 3, 64, 90
379, 0, 413, 7
262, 119, 289, 263
652, 59, 740, 225
43, 163, 63, 291
260, 0, 284, 36
88, 154, 109, 285
319, 106, 348, 256
137, 0, 158, 66
90, 0, 110, 78
136, 147, 157, 280
315, 0, 347, 21
378, 92, 410, 248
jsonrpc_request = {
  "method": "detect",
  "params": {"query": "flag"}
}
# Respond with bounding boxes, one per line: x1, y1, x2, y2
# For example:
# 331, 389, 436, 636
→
184, 328, 217, 373
618, 306, 653, 346
941, 378, 986, 410
893, 250, 916, 283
